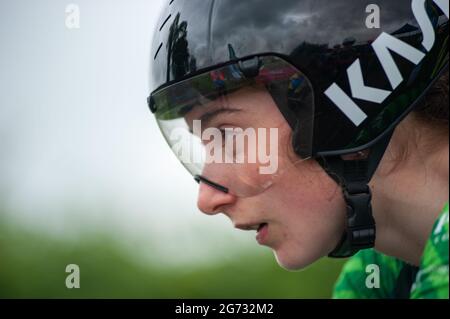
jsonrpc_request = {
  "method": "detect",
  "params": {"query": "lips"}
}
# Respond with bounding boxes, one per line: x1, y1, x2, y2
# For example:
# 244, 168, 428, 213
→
256, 223, 269, 245
234, 222, 270, 245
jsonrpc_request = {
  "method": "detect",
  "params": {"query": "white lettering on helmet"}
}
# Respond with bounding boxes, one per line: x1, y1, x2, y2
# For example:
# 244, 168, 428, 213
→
325, 0, 447, 126
372, 32, 426, 90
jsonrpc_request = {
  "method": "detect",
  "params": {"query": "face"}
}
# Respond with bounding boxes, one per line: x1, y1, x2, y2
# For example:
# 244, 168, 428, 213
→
186, 85, 347, 270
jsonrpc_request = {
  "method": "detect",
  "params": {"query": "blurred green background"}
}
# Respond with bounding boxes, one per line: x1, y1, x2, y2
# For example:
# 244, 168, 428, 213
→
0, 210, 344, 299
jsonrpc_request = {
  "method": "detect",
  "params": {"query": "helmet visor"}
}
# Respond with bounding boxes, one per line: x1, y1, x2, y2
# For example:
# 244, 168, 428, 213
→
151, 56, 315, 197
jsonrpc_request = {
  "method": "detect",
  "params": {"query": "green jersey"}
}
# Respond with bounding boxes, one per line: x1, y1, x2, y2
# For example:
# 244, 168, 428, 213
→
333, 203, 449, 299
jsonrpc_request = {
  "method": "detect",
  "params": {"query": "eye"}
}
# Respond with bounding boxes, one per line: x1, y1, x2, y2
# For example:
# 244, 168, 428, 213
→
219, 127, 236, 144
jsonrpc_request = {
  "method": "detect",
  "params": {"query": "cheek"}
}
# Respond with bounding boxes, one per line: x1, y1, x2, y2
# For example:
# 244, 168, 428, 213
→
276, 160, 340, 213
268, 162, 346, 269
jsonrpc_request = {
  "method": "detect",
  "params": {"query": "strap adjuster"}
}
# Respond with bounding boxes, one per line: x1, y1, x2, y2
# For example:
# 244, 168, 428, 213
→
344, 188, 376, 249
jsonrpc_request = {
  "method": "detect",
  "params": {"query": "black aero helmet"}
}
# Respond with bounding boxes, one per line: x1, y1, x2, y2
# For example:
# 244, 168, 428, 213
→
148, 0, 449, 258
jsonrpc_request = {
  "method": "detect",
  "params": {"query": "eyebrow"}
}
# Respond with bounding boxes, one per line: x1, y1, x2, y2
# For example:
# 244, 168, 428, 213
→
189, 108, 242, 133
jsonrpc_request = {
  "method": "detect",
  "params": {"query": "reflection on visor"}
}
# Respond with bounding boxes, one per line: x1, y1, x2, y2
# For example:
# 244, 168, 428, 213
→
151, 56, 314, 197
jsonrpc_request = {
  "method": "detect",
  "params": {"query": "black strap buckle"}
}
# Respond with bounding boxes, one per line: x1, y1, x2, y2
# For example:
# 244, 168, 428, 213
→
344, 187, 376, 250
328, 184, 376, 258
324, 132, 394, 259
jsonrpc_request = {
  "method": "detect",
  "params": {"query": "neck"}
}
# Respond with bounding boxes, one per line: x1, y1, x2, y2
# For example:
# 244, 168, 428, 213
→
370, 116, 449, 266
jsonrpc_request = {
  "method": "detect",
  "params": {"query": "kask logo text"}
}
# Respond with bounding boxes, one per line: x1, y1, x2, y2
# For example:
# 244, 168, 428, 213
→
325, 0, 449, 126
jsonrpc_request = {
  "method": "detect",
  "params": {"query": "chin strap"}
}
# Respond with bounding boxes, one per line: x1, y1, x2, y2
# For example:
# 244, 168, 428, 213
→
318, 132, 394, 258
326, 161, 376, 258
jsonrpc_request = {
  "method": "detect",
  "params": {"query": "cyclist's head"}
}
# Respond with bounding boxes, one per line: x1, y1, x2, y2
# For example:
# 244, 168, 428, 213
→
148, 0, 449, 267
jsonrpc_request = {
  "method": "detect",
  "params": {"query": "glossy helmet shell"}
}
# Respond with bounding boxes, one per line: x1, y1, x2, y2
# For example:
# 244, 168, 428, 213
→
150, 0, 449, 157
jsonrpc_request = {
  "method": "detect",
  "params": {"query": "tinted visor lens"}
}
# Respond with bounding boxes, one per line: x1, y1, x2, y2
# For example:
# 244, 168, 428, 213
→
152, 56, 314, 197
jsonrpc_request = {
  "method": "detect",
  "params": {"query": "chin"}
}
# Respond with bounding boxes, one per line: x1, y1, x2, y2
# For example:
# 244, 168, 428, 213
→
273, 248, 317, 271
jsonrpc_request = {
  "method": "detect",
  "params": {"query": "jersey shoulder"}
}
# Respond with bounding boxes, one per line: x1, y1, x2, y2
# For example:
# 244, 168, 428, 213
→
333, 248, 405, 299
411, 204, 449, 299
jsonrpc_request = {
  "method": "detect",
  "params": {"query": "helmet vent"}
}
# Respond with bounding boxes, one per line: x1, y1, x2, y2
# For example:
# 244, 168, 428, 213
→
159, 14, 172, 31
155, 2, 176, 60
154, 42, 163, 60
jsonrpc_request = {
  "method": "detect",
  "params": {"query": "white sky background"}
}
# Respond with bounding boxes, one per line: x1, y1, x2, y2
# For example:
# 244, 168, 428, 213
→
0, 0, 260, 265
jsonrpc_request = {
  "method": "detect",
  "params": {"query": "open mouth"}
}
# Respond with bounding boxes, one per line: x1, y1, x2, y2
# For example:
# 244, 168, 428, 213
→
234, 222, 268, 232
234, 222, 270, 244
257, 223, 268, 233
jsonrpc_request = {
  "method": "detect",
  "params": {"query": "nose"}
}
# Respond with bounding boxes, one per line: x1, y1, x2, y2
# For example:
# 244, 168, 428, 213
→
197, 180, 237, 216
